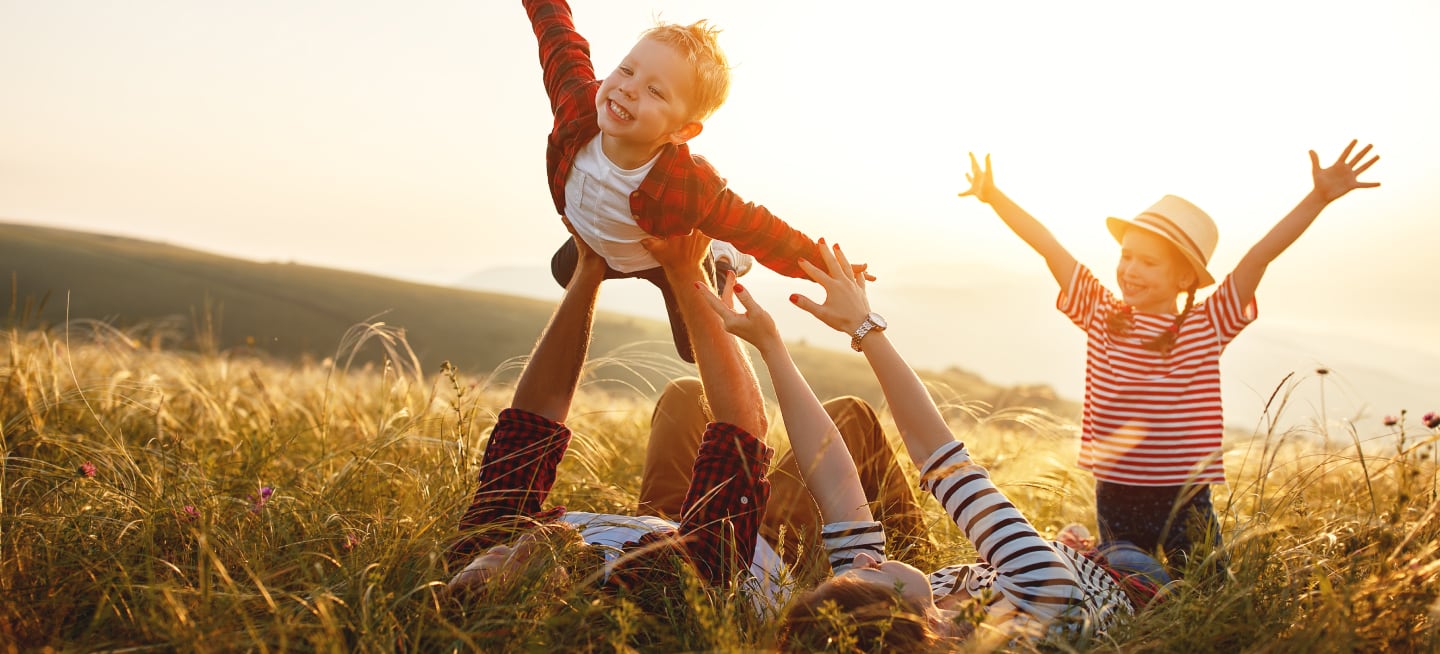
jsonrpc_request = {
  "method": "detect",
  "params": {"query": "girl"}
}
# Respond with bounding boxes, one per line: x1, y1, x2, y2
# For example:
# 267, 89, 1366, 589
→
957, 141, 1380, 574
698, 244, 1149, 649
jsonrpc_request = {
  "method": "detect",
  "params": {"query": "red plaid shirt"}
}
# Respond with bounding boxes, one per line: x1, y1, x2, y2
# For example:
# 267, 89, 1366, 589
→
452, 407, 773, 588
522, 0, 825, 279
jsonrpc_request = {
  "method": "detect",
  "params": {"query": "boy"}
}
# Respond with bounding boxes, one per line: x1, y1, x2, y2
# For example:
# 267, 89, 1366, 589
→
522, 0, 836, 362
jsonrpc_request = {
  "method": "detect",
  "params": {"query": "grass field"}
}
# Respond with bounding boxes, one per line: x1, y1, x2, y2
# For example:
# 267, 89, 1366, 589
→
3, 308, 1437, 652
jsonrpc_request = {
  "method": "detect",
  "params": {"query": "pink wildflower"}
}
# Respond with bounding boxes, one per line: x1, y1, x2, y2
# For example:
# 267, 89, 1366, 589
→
1424, 411, 1440, 429
78, 462, 97, 478
182, 505, 200, 521
1383, 415, 1399, 427
344, 533, 361, 550
249, 485, 275, 513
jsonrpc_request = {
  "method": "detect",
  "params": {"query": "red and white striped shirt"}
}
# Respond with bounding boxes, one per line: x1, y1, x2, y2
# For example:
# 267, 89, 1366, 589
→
1059, 265, 1256, 486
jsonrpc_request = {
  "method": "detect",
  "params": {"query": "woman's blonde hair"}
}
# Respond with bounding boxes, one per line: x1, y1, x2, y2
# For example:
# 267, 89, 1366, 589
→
778, 576, 936, 653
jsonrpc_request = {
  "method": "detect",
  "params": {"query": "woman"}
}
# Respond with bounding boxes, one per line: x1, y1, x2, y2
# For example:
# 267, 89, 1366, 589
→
697, 242, 1152, 649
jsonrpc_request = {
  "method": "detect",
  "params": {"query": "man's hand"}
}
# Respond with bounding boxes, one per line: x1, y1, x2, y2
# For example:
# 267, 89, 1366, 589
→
562, 217, 607, 282
642, 230, 713, 279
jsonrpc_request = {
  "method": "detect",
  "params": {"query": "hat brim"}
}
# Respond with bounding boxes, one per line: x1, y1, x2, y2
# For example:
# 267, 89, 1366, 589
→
1107, 216, 1216, 289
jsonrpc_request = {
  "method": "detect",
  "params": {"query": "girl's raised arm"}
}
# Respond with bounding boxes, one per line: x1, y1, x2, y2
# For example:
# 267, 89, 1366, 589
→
960, 153, 1078, 290
1230, 140, 1380, 307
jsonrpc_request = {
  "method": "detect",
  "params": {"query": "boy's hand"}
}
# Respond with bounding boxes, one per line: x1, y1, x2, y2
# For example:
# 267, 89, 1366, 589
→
1311, 140, 1380, 203
958, 152, 996, 204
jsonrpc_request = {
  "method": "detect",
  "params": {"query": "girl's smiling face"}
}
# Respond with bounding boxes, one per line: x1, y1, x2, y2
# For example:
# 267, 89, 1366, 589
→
1115, 228, 1196, 313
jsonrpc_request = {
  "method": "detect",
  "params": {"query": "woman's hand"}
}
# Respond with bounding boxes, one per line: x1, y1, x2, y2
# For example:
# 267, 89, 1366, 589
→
1311, 140, 1380, 203
957, 152, 996, 204
790, 240, 874, 337
696, 274, 784, 354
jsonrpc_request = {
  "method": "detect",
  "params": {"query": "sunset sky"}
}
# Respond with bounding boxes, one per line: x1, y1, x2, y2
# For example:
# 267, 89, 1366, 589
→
2, 1, 1436, 429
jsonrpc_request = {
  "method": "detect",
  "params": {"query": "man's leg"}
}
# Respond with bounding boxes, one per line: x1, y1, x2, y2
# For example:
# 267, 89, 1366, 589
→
636, 377, 708, 519
762, 396, 932, 575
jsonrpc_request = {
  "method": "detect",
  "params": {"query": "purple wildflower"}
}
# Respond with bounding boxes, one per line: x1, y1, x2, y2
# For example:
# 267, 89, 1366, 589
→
344, 533, 361, 550
1383, 415, 1399, 427
249, 485, 275, 513
78, 462, 97, 478
1425, 411, 1440, 429
182, 505, 200, 521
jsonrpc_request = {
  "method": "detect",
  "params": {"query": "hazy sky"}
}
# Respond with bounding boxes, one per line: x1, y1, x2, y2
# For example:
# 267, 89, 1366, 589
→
2, 1, 1437, 417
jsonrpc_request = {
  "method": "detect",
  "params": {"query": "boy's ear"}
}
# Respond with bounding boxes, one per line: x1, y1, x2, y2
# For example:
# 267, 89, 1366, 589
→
667, 121, 704, 145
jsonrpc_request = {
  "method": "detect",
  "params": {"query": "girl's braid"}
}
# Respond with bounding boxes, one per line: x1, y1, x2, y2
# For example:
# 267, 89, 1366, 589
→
1144, 287, 1197, 356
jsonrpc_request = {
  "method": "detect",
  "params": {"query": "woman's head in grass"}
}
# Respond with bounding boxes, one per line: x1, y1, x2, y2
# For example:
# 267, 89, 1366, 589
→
779, 551, 977, 652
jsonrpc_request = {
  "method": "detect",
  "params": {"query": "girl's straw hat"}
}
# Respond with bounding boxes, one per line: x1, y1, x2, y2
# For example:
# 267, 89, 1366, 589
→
1106, 195, 1218, 288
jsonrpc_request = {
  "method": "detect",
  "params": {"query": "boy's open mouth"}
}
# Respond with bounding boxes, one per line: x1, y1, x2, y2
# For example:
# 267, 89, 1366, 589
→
607, 99, 633, 121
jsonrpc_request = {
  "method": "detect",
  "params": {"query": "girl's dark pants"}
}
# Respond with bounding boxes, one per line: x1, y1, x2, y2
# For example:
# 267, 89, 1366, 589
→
1095, 480, 1224, 577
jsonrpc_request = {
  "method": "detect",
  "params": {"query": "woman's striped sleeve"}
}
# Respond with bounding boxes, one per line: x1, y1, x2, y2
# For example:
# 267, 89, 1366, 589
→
821, 521, 887, 574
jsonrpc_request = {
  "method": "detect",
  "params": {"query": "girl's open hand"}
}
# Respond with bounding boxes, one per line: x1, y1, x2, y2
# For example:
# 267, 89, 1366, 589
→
790, 240, 874, 337
696, 274, 782, 352
957, 152, 996, 204
1312, 140, 1380, 203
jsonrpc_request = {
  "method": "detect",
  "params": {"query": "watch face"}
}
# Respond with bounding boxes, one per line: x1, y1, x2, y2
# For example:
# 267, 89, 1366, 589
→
868, 313, 887, 330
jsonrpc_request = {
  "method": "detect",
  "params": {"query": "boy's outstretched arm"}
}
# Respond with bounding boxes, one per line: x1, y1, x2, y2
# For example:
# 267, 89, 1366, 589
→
521, 0, 596, 118
1230, 140, 1380, 307
960, 153, 1078, 289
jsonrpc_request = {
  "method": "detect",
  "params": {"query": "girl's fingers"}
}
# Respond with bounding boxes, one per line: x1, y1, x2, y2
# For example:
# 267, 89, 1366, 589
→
1336, 139, 1357, 166
1350, 143, 1374, 166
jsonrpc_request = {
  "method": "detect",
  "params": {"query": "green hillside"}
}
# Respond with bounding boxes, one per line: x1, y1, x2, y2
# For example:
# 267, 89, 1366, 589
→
0, 221, 1073, 416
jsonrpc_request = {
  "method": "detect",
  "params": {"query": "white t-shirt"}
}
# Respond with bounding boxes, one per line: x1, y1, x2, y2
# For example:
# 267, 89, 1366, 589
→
559, 511, 790, 612
563, 136, 661, 273
562, 136, 752, 276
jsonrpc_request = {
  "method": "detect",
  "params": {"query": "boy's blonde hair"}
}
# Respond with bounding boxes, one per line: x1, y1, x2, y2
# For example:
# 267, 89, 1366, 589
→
640, 20, 731, 122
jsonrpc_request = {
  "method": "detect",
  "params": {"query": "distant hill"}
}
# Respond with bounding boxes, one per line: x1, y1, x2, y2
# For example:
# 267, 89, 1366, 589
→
0, 222, 1074, 418
458, 260, 1440, 438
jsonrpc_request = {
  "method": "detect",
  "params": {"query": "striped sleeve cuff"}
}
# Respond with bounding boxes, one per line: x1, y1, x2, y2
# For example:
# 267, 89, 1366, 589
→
918, 440, 973, 492
821, 521, 886, 574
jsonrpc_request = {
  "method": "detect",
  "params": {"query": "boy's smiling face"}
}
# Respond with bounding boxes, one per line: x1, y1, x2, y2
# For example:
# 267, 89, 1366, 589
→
596, 37, 702, 166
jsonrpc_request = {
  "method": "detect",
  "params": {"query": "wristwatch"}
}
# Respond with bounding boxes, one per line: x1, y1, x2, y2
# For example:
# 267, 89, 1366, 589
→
850, 312, 887, 352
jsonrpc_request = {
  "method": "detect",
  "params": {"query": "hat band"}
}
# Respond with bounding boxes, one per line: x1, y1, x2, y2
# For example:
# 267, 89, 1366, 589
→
1136, 212, 1208, 263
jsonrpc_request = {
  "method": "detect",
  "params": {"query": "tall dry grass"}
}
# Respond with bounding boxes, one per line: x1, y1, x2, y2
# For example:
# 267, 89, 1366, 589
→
1, 317, 1436, 652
